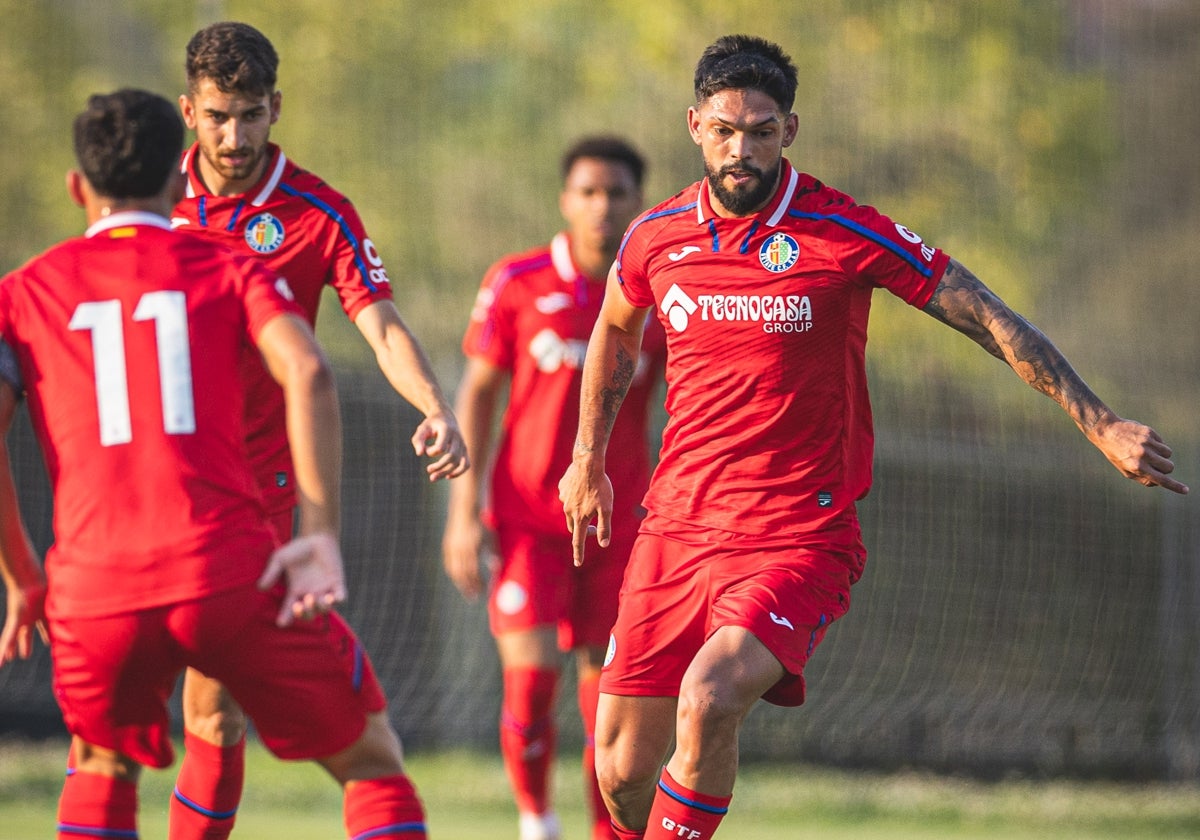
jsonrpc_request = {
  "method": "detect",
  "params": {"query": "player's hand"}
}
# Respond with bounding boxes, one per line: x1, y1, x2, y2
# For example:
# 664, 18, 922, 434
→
1089, 416, 1189, 495
558, 458, 614, 568
412, 410, 470, 482
441, 513, 493, 602
258, 532, 348, 627
0, 578, 48, 665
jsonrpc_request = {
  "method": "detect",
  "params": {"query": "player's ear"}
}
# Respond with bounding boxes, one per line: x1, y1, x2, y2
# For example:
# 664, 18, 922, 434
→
178, 93, 197, 130
782, 112, 799, 148
687, 106, 703, 146
269, 89, 282, 125
65, 170, 87, 209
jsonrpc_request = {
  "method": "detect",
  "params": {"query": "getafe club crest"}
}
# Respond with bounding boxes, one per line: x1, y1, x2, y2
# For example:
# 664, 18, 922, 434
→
759, 232, 800, 273
245, 212, 286, 254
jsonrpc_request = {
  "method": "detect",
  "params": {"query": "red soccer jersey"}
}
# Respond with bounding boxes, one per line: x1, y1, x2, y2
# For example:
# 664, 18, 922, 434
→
464, 232, 666, 536
0, 213, 300, 618
616, 160, 949, 555
171, 143, 393, 513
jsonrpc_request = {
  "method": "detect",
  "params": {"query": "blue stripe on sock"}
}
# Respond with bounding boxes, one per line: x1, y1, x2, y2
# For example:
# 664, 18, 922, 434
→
351, 822, 427, 839
56, 823, 139, 838
172, 786, 238, 820
657, 777, 729, 815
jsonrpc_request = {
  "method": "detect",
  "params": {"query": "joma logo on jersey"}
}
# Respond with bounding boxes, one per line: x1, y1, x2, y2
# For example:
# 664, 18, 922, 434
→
244, 212, 285, 254
759, 232, 800, 272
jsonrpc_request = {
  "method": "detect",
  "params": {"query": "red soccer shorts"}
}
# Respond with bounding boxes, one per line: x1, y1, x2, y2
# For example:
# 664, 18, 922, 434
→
488, 524, 633, 651
49, 582, 386, 768
599, 517, 860, 707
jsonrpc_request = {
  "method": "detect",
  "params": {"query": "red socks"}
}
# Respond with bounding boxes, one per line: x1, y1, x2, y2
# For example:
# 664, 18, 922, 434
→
643, 768, 730, 840
343, 774, 427, 838
577, 673, 615, 839
57, 769, 138, 839
499, 666, 559, 816
168, 731, 245, 839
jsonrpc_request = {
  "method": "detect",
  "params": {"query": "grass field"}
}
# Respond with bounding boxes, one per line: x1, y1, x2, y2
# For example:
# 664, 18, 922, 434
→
2, 737, 1199, 839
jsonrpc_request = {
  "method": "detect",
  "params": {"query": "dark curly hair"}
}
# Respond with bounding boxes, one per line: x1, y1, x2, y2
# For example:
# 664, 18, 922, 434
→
186, 21, 279, 96
73, 89, 184, 198
694, 35, 798, 112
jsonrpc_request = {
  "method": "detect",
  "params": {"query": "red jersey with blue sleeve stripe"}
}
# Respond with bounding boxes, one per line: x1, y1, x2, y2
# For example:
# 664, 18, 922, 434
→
616, 160, 949, 565
172, 143, 393, 514
464, 232, 666, 537
0, 213, 299, 618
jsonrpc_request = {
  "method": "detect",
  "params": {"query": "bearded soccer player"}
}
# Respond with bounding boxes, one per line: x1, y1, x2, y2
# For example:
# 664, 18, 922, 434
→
165, 21, 467, 840
442, 136, 665, 840
558, 35, 1188, 840
0, 89, 429, 840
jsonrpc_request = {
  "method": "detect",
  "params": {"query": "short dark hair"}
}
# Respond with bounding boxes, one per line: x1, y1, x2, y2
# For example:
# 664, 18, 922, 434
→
560, 136, 647, 189
73, 89, 184, 199
693, 35, 798, 112
186, 21, 278, 96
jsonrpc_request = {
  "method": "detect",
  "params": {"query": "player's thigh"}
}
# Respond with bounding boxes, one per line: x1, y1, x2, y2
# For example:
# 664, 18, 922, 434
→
679, 625, 785, 722
710, 548, 853, 706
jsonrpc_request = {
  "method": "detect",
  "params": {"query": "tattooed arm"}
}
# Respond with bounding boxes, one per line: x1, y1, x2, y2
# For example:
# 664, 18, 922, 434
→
923, 258, 1187, 494
559, 266, 653, 566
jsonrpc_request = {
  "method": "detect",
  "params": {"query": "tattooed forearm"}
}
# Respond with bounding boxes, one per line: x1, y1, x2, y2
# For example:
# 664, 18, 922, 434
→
600, 344, 636, 433
924, 259, 1111, 431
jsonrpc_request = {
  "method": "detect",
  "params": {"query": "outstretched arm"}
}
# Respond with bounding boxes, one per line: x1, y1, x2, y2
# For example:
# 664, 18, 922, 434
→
559, 268, 653, 566
355, 299, 470, 481
923, 259, 1188, 495
0, 381, 46, 664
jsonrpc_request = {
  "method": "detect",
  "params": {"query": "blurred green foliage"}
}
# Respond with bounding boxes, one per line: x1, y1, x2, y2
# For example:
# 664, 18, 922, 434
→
0, 0, 1195, 432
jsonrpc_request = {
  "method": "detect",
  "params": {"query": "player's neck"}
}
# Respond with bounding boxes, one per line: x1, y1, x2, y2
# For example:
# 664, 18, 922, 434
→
572, 244, 618, 281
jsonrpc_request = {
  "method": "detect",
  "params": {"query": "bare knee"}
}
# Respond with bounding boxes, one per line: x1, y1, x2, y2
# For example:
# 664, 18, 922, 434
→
182, 668, 248, 747
73, 737, 143, 783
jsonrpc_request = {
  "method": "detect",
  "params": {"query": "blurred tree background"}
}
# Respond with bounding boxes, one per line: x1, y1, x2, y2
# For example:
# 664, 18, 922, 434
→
0, 0, 1197, 779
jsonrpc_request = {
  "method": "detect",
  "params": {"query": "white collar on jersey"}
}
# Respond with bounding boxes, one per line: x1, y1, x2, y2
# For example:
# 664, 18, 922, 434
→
695, 162, 798, 228
85, 211, 173, 238
181, 146, 288, 207
550, 231, 578, 283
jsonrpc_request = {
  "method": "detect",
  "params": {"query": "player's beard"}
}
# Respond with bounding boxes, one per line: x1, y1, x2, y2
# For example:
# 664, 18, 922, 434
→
705, 159, 780, 216
205, 142, 268, 183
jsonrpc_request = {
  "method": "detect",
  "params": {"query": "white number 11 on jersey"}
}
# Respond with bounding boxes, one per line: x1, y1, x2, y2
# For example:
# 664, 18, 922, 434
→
68, 291, 196, 447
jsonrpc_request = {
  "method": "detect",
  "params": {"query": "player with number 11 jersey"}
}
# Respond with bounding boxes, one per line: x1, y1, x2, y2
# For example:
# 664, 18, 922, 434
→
0, 212, 300, 621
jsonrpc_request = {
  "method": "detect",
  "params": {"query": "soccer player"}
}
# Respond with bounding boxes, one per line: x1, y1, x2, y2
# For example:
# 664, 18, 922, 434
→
0, 89, 429, 839
558, 35, 1189, 840
167, 21, 468, 839
441, 137, 665, 840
